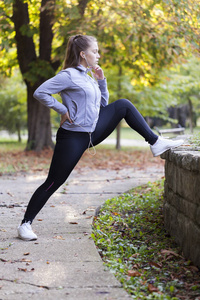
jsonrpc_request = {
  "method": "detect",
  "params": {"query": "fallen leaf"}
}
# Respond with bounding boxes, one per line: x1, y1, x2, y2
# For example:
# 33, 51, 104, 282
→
149, 261, 162, 269
23, 252, 30, 256
37, 219, 43, 221
69, 222, 78, 224
18, 267, 34, 272
127, 270, 141, 277
132, 263, 140, 269
131, 253, 140, 258
7, 192, 13, 197
148, 284, 159, 293
161, 249, 179, 258
112, 212, 120, 216
21, 258, 32, 262
18, 268, 27, 272
188, 265, 199, 273
53, 235, 65, 240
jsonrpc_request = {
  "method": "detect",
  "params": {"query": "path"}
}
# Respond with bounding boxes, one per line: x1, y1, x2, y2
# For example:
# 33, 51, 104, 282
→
0, 166, 164, 300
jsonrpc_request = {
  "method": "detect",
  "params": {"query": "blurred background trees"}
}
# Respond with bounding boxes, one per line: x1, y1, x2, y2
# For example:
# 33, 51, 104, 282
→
0, 71, 26, 142
0, 0, 199, 150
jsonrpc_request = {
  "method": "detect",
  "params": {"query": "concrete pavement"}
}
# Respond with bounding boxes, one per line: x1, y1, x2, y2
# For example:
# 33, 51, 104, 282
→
0, 165, 164, 300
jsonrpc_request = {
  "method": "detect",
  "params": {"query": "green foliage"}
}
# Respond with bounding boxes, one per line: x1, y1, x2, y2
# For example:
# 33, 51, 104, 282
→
104, 65, 177, 118
0, 0, 199, 86
159, 57, 200, 105
0, 71, 27, 139
84, 0, 200, 84
92, 180, 200, 299
0, 0, 199, 149
23, 59, 55, 85
127, 56, 200, 119
84, 0, 200, 118
153, 56, 200, 127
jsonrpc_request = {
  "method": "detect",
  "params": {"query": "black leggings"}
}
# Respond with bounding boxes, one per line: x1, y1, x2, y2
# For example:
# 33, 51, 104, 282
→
23, 99, 158, 223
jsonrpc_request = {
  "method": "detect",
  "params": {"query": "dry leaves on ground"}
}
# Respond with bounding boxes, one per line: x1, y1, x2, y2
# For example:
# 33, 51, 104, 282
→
0, 147, 164, 175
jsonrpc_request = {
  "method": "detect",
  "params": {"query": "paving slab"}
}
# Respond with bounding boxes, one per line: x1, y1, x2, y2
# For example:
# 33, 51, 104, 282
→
0, 165, 164, 299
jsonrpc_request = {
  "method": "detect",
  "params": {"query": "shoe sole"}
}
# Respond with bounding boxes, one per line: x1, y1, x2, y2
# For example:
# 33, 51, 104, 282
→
153, 141, 184, 157
18, 234, 37, 241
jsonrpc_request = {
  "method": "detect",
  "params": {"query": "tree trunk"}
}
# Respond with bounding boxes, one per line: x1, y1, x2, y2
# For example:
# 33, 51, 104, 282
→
188, 98, 193, 134
16, 123, 21, 143
78, 0, 89, 16
26, 83, 54, 151
116, 65, 122, 150
116, 122, 121, 150
12, 0, 89, 151
12, 0, 55, 151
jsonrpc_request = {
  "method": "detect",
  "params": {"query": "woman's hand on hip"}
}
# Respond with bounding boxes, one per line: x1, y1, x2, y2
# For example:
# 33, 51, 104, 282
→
60, 111, 73, 127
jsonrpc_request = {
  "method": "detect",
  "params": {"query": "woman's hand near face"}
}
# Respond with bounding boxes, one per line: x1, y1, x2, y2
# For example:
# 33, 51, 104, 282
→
60, 111, 73, 127
92, 65, 104, 80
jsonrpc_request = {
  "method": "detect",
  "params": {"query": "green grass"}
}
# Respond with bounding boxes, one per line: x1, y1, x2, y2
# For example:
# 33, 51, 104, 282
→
188, 132, 200, 148
92, 180, 200, 299
0, 125, 198, 154
97, 126, 197, 142
107, 126, 145, 140
0, 140, 26, 152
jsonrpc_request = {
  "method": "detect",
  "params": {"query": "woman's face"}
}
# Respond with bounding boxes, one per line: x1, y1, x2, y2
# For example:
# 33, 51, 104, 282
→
81, 41, 100, 68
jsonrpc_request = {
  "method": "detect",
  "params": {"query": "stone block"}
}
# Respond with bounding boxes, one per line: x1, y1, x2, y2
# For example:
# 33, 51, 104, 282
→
182, 220, 200, 268
174, 168, 200, 204
162, 147, 200, 268
163, 202, 171, 232
176, 212, 188, 250
195, 206, 200, 227
165, 161, 177, 193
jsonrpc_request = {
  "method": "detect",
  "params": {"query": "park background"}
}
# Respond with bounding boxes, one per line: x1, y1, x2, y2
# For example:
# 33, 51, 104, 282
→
0, 1, 200, 299
0, 0, 200, 153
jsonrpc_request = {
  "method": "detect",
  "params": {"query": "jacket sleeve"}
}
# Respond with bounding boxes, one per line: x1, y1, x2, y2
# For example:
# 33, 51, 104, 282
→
33, 71, 71, 115
98, 78, 109, 107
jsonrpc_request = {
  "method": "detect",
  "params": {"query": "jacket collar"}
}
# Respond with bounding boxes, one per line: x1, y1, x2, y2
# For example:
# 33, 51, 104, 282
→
75, 64, 92, 74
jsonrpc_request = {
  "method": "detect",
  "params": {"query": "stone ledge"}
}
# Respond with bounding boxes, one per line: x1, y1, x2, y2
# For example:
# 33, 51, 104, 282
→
162, 146, 200, 268
161, 147, 200, 171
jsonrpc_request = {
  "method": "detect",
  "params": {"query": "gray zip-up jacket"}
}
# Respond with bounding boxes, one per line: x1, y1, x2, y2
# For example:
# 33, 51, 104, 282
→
33, 65, 109, 132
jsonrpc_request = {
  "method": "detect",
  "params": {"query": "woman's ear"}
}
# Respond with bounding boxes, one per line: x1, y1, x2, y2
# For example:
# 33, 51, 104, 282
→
80, 51, 85, 59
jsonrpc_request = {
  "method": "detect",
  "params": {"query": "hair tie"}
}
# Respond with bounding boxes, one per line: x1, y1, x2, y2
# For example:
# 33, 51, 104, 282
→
73, 34, 82, 42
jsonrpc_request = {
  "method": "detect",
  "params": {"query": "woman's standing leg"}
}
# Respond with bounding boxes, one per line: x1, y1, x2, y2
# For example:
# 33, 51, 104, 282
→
18, 129, 89, 240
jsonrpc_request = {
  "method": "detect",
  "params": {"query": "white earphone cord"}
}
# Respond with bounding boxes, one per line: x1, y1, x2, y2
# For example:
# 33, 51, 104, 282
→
72, 121, 96, 156
84, 56, 96, 81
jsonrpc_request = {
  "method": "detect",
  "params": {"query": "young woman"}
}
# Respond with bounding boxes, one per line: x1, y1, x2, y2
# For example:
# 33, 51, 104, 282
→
18, 35, 184, 241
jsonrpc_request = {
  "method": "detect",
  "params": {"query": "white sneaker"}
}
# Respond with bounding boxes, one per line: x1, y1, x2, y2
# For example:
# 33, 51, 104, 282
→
18, 222, 37, 241
150, 136, 184, 157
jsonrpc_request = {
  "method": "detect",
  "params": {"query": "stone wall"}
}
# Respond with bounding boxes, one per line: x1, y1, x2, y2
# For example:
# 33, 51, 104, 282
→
161, 148, 200, 268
